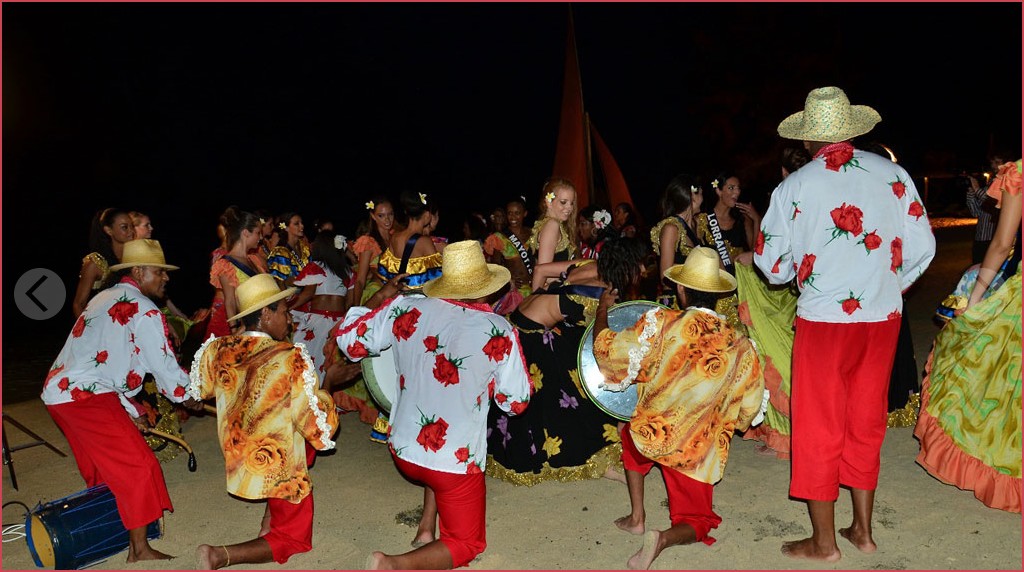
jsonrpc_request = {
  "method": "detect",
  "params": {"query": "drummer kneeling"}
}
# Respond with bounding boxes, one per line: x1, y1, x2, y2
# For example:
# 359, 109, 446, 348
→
190, 274, 339, 569
593, 247, 768, 569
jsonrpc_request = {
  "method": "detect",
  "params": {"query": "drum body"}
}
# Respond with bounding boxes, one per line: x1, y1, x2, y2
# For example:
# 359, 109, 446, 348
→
577, 300, 666, 421
361, 346, 399, 414
25, 484, 162, 570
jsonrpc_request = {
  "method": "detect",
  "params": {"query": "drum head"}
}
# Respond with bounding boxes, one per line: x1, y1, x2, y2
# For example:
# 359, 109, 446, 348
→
361, 346, 399, 414
577, 300, 666, 422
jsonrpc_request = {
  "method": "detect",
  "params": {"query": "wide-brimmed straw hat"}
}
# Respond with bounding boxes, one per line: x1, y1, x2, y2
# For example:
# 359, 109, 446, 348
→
422, 240, 511, 300
109, 239, 180, 271
228, 274, 297, 321
777, 86, 881, 143
664, 247, 737, 293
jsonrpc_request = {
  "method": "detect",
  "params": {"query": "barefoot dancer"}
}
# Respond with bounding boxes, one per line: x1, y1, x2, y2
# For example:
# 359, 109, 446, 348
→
337, 241, 531, 569
42, 240, 204, 562
190, 274, 338, 569
593, 247, 767, 569
755, 87, 935, 561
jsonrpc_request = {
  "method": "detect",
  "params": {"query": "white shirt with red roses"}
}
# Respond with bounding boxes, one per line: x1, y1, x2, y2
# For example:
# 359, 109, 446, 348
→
754, 144, 936, 323
41, 279, 191, 413
337, 294, 532, 475
293, 260, 352, 297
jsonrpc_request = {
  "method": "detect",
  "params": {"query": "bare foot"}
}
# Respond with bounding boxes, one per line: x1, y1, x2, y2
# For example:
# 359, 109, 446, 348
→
614, 515, 645, 535
365, 551, 390, 570
627, 530, 661, 569
126, 544, 173, 562
196, 544, 223, 570
839, 526, 877, 553
603, 465, 627, 484
780, 537, 841, 562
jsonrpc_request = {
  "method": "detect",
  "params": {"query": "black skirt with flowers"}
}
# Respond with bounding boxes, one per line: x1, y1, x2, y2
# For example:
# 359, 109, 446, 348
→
485, 286, 622, 486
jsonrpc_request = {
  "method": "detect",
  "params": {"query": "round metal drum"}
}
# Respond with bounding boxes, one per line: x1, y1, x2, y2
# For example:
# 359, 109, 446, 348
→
361, 346, 399, 414
577, 299, 666, 421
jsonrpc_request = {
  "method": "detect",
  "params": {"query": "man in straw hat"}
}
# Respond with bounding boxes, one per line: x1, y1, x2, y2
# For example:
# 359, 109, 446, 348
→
754, 87, 935, 561
189, 274, 339, 569
41, 239, 204, 562
336, 240, 531, 569
592, 246, 767, 569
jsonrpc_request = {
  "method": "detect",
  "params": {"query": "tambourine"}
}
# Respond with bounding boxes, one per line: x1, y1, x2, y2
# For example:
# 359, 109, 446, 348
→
577, 299, 666, 421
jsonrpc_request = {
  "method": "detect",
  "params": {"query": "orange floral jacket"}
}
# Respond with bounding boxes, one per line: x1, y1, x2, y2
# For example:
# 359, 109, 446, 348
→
189, 332, 338, 503
595, 307, 764, 485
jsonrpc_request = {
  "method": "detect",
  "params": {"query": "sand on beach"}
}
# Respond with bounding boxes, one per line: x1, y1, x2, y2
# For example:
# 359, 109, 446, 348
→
1, 401, 1020, 571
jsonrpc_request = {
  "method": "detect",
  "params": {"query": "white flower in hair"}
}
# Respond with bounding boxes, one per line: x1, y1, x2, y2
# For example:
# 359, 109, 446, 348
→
593, 209, 611, 229
419, 192, 428, 205
334, 235, 348, 250
545, 191, 555, 203
712, 179, 720, 190
365, 201, 375, 210
691, 186, 698, 193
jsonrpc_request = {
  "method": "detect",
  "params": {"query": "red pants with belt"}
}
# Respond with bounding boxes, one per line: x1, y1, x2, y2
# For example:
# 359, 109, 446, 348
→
46, 392, 172, 530
620, 425, 720, 545
790, 317, 900, 501
392, 453, 486, 568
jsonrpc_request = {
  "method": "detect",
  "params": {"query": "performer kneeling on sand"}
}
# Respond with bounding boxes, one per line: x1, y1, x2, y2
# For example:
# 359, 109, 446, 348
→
190, 274, 339, 569
593, 246, 768, 569
336, 240, 532, 569
41, 239, 204, 562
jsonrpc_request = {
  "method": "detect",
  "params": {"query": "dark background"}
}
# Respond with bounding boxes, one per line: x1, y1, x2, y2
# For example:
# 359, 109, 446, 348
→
3, 2, 1021, 339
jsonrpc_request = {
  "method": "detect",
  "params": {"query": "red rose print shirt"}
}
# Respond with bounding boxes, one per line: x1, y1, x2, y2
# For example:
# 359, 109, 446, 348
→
753, 146, 936, 322
337, 294, 531, 475
42, 281, 191, 412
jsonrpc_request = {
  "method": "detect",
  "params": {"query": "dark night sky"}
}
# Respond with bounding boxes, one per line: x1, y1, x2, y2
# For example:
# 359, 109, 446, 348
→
3, 2, 1021, 325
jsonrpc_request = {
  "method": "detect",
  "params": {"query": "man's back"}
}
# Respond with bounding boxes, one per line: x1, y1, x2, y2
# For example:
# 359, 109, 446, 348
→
338, 295, 531, 474
756, 148, 935, 322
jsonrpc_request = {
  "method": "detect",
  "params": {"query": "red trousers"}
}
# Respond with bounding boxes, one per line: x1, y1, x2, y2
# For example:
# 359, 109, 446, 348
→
620, 425, 720, 545
260, 442, 318, 563
46, 392, 172, 530
393, 454, 486, 568
790, 317, 900, 501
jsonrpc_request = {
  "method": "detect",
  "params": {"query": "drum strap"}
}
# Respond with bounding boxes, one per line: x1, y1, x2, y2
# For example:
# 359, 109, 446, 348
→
397, 234, 421, 275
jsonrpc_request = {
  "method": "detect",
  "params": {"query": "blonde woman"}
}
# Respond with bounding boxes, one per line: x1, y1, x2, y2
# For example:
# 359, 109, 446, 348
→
527, 178, 578, 290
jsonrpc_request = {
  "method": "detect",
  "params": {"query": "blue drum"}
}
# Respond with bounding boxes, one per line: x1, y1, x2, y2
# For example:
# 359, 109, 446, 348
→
25, 484, 162, 569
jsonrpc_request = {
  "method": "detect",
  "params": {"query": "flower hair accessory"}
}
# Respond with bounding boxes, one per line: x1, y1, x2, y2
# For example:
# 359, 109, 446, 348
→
419, 192, 428, 205
278, 222, 287, 230
545, 191, 555, 204
691, 186, 699, 194
365, 201, 375, 211
592, 209, 611, 230
334, 235, 348, 251
258, 218, 266, 226
711, 179, 720, 190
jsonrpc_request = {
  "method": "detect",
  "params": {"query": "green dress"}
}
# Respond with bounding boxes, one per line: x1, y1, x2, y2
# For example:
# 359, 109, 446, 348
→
914, 267, 1022, 513
735, 263, 798, 458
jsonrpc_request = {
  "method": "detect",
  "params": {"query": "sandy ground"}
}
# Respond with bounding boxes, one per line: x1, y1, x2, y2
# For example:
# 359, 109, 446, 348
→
2, 223, 1021, 570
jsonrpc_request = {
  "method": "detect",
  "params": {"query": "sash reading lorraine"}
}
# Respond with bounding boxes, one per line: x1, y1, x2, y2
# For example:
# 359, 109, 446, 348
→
506, 232, 533, 276
704, 212, 733, 269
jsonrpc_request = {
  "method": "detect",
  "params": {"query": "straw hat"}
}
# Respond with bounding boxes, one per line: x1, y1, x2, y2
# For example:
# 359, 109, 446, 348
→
109, 239, 180, 271
777, 86, 881, 143
422, 240, 511, 300
664, 247, 737, 293
228, 274, 297, 321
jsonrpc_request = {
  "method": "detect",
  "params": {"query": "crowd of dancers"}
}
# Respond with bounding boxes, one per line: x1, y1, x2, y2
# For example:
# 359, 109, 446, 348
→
41, 86, 1020, 569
